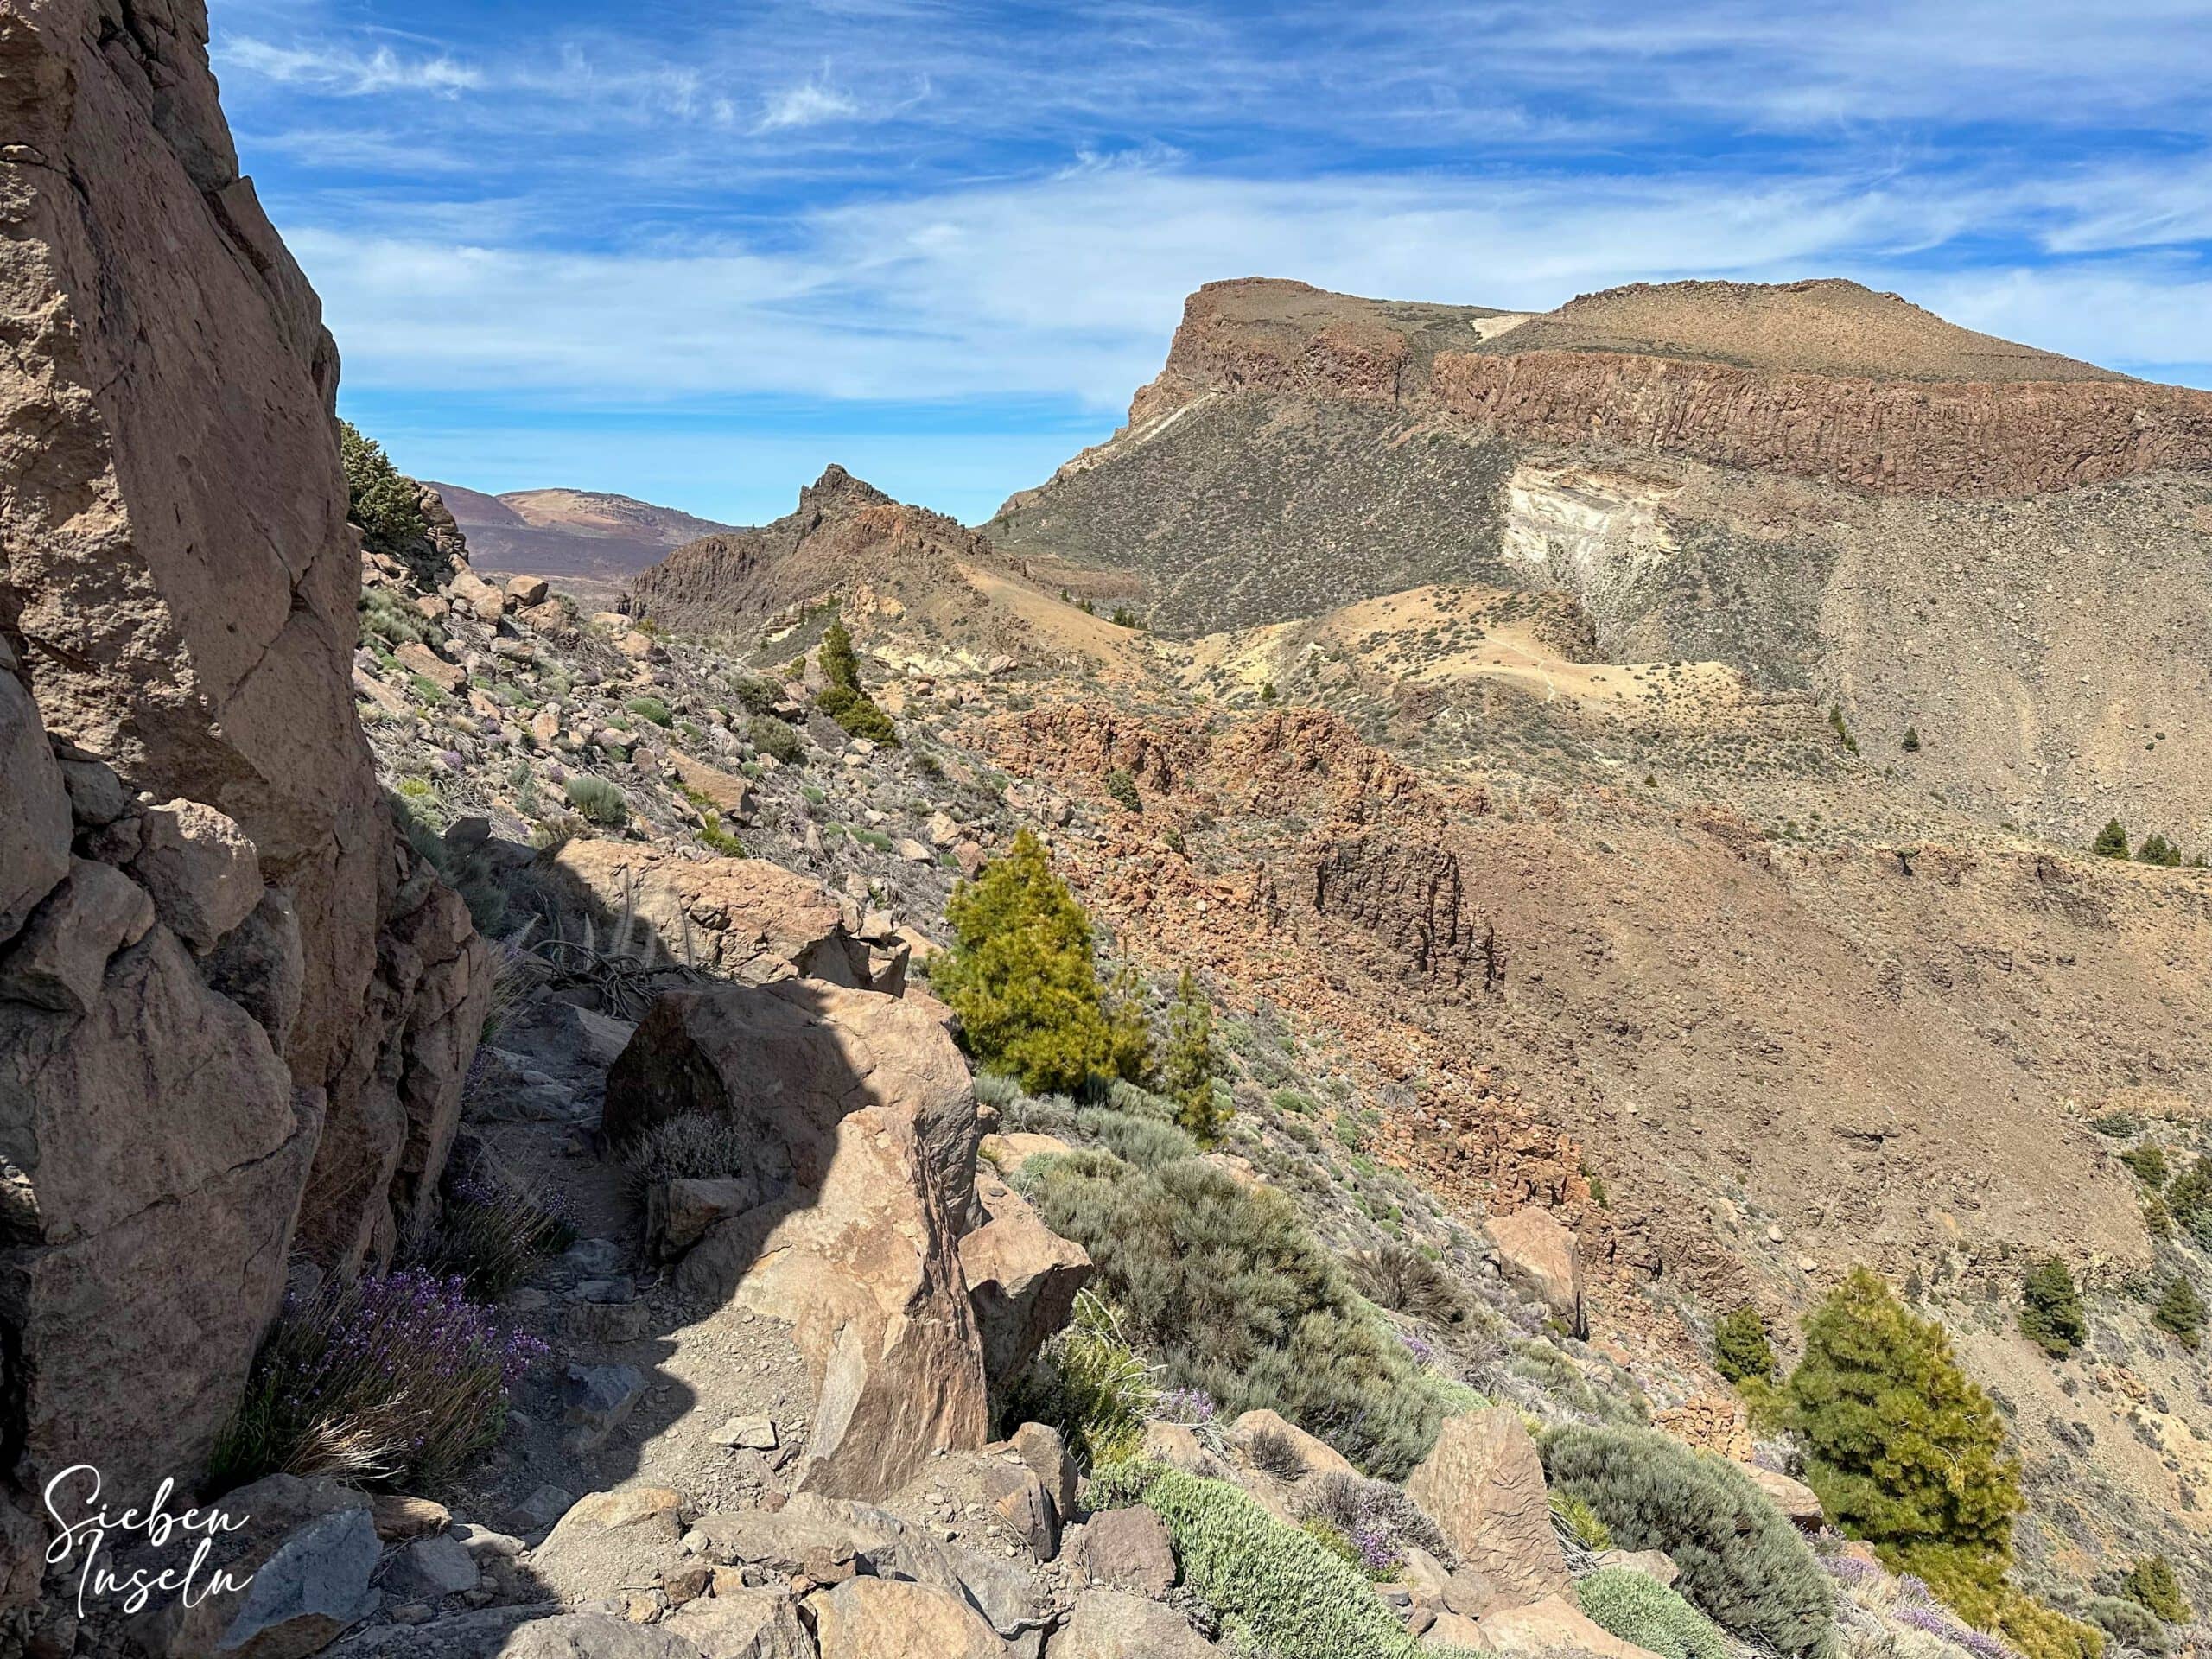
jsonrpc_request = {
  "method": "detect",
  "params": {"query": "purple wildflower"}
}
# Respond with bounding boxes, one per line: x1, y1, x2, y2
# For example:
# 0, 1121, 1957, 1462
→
1156, 1387, 1217, 1425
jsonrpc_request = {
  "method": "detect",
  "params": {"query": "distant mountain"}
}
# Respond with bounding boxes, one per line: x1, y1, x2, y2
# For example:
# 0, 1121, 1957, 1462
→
427, 482, 740, 594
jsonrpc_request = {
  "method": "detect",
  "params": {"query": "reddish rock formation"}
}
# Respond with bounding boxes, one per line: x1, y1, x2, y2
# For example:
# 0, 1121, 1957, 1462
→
0, 0, 486, 1592
1135, 276, 2212, 498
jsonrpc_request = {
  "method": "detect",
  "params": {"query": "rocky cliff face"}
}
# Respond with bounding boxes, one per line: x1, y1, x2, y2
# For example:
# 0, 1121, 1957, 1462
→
1135, 276, 2212, 497
0, 0, 484, 1592
988, 277, 2212, 849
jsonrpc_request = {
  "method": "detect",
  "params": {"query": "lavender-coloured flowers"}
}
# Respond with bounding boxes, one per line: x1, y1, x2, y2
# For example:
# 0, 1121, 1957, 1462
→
211, 1266, 548, 1491
1157, 1387, 1217, 1425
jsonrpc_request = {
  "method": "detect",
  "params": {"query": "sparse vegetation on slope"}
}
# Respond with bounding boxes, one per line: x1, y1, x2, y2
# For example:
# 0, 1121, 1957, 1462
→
1024, 1147, 1462, 1479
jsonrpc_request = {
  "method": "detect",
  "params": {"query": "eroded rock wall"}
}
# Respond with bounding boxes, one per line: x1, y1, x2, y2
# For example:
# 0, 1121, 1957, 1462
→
0, 0, 486, 1594
1135, 278, 2212, 499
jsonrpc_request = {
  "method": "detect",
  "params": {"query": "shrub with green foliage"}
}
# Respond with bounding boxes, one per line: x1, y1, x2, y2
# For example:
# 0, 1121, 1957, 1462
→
747, 713, 805, 765
2119, 1555, 2190, 1624
2018, 1258, 2087, 1357
1025, 1148, 1457, 1478
1084, 1463, 1478, 1659
564, 774, 629, 829
1713, 1304, 1777, 1384
1105, 767, 1141, 811
817, 681, 898, 743
2137, 832, 2183, 867
2164, 1156, 2212, 1243
1540, 1424, 1834, 1657
1550, 1491, 1613, 1552
729, 674, 784, 715
2152, 1275, 2204, 1349
625, 695, 672, 727
1162, 969, 1227, 1142
1001, 1290, 1156, 1469
1789, 1268, 2021, 1580
2082, 1594, 2172, 1656
1071, 1106, 1198, 1169
935, 829, 1151, 1093
1578, 1567, 1732, 1659
2092, 818, 2130, 858
339, 421, 430, 569
1347, 1243, 1465, 1325
2121, 1141, 2169, 1188
696, 810, 743, 856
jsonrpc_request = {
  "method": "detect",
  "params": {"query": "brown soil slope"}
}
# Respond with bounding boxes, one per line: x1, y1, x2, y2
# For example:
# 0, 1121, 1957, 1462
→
978, 707, 2198, 1306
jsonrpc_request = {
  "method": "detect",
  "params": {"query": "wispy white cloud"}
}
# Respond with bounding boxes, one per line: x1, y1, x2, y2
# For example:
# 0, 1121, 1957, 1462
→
285, 156, 2212, 423
213, 0, 2212, 517
221, 37, 480, 98
756, 68, 862, 133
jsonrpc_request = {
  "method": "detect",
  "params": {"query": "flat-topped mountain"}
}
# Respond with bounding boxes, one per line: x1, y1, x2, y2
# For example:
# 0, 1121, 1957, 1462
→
987, 276, 2212, 849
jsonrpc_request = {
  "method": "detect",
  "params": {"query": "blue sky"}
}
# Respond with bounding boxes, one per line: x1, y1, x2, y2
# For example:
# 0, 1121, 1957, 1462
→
213, 0, 2212, 526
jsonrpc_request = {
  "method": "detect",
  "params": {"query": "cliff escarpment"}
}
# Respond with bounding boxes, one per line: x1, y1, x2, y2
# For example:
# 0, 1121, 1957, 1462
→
0, 0, 485, 1592
1130, 276, 2212, 498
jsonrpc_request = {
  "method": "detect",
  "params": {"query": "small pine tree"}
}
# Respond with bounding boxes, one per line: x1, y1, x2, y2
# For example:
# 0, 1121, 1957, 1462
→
2166, 1156, 2212, 1243
1789, 1268, 2024, 1577
818, 619, 861, 692
1828, 704, 1860, 756
1161, 969, 1227, 1143
2091, 818, 2130, 859
934, 829, 1150, 1094
2152, 1275, 2204, 1351
2118, 1555, 2190, 1624
2120, 1141, 2168, 1189
812, 618, 899, 744
1105, 768, 1141, 812
1713, 1305, 1777, 1385
2137, 833, 2183, 868
1901, 726, 1922, 752
2018, 1258, 2087, 1357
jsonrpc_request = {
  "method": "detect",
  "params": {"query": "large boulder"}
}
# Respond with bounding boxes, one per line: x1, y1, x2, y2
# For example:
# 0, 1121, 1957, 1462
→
961, 1165, 1093, 1387
1485, 1207, 1585, 1337
607, 978, 988, 1499
1404, 1409, 1572, 1611
126, 797, 263, 950
1740, 1463, 1825, 1528
1047, 1590, 1224, 1656
0, 927, 319, 1503
531, 1487, 689, 1606
123, 1474, 378, 1659
547, 841, 877, 985
807, 1575, 1007, 1659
